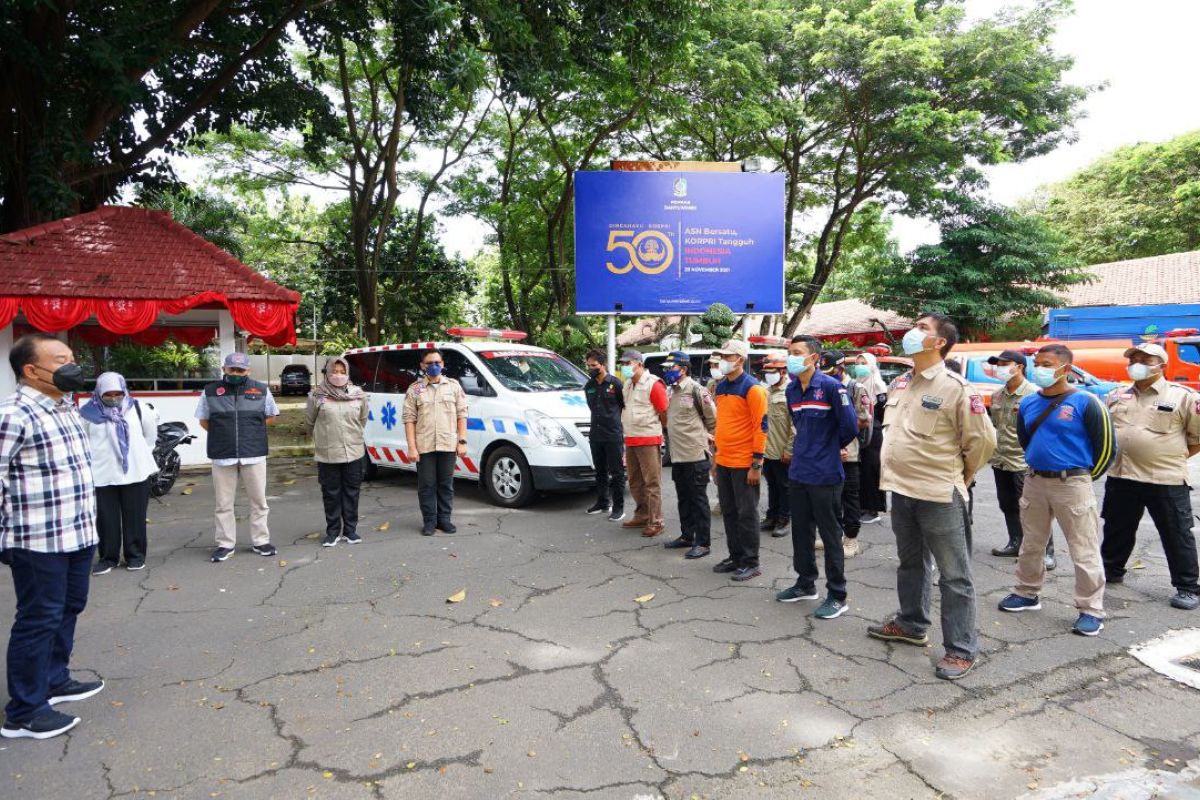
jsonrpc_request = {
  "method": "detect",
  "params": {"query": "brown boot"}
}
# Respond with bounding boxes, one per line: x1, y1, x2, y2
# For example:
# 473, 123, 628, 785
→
642, 523, 665, 537
622, 518, 649, 529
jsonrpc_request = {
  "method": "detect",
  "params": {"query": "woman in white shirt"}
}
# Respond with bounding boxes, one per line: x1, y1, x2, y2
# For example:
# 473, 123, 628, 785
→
80, 372, 158, 575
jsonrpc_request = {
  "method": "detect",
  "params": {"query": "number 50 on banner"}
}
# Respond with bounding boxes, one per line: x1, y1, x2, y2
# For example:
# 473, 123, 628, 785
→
605, 230, 674, 275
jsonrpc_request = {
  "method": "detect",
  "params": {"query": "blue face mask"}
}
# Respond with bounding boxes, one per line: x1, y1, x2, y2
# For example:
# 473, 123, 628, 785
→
425, 363, 443, 378
901, 328, 930, 356
786, 355, 810, 375
663, 368, 681, 386
619, 365, 634, 381
1031, 365, 1060, 389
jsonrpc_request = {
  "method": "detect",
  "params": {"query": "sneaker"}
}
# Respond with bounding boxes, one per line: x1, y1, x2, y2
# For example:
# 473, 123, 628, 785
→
342, 532, 362, 544
991, 542, 1020, 557
48, 679, 104, 706
860, 513, 881, 525
814, 596, 848, 620
998, 593, 1041, 613
421, 523, 436, 536
776, 585, 818, 603
91, 561, 115, 576
1044, 553, 1057, 571
866, 621, 929, 647
437, 522, 457, 534
210, 547, 234, 563
684, 546, 711, 559
712, 558, 737, 574
935, 655, 976, 681
663, 536, 693, 549
730, 566, 761, 582
585, 501, 609, 515
251, 544, 277, 557
1106, 573, 1124, 585
760, 516, 777, 532
1, 710, 80, 740
1072, 613, 1104, 636
607, 509, 626, 522
774, 518, 790, 532
322, 534, 339, 548
1170, 591, 1199, 611
843, 537, 860, 558
125, 560, 145, 571
770, 527, 788, 539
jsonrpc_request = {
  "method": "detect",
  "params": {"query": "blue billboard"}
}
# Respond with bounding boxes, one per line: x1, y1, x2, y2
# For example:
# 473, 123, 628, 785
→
574, 171, 785, 314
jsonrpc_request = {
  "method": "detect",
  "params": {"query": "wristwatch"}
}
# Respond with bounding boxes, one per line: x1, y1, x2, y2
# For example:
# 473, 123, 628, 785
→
458, 438, 468, 445
750, 461, 763, 471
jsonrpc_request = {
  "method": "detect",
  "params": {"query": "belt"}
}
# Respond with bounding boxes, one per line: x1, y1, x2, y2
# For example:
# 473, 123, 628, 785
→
1029, 468, 1090, 479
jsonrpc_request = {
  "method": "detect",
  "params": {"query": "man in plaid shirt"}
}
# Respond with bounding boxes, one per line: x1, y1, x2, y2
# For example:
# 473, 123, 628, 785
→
0, 334, 104, 740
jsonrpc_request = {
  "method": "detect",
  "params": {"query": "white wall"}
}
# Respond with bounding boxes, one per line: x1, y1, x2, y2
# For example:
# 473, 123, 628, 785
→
132, 392, 209, 466
246, 352, 325, 387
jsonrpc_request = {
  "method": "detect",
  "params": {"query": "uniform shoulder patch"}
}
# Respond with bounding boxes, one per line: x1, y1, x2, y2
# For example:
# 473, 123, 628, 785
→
969, 394, 985, 415
892, 372, 912, 391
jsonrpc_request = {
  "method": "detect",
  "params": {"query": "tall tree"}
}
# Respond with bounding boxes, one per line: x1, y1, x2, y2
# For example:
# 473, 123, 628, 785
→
866, 199, 1089, 338
1028, 129, 1200, 263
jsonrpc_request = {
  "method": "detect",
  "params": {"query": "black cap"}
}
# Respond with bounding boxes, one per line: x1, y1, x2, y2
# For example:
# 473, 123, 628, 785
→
819, 351, 845, 371
986, 349, 1026, 365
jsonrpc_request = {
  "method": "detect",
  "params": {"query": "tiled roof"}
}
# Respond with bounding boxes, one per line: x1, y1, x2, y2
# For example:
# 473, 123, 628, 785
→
1062, 250, 1200, 307
794, 299, 910, 337
0, 205, 299, 303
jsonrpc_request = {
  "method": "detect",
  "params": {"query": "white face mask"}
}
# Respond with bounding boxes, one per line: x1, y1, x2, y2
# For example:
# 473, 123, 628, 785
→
764, 372, 782, 387
709, 366, 722, 380
993, 365, 1015, 381
718, 359, 738, 376
1127, 363, 1160, 382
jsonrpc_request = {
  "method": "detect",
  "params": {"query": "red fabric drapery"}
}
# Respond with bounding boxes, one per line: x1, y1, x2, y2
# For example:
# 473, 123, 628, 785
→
228, 299, 295, 341
22, 297, 92, 332
0, 297, 19, 330
94, 299, 159, 334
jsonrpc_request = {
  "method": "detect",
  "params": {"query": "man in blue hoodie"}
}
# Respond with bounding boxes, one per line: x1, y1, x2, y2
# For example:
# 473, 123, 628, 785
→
775, 336, 859, 620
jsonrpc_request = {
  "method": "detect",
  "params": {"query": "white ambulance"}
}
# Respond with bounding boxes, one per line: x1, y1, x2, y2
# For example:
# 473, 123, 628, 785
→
344, 328, 596, 507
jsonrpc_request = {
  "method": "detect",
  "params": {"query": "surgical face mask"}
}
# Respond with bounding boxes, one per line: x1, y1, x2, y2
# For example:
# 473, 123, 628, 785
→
786, 354, 810, 376
848, 364, 869, 380
620, 365, 634, 381
1031, 365, 1060, 389
993, 365, 1015, 382
718, 359, 738, 376
424, 363, 443, 378
901, 328, 931, 356
1127, 363, 1159, 382
708, 366, 721, 380
328, 373, 349, 387
36, 363, 87, 393
764, 372, 782, 387
223, 372, 248, 387
663, 368, 682, 386
101, 396, 124, 409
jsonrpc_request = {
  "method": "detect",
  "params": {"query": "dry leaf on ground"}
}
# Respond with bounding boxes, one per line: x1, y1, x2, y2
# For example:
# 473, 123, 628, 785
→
447, 589, 466, 604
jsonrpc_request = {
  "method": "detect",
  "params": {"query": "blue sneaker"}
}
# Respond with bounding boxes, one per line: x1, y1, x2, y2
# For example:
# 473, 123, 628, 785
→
1072, 613, 1104, 636
998, 593, 1041, 613
814, 596, 848, 620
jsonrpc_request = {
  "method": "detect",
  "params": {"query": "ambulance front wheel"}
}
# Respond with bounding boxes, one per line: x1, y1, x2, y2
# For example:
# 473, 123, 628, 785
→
484, 445, 534, 508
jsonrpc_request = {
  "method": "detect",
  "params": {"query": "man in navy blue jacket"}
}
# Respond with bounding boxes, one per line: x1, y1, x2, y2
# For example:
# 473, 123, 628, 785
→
776, 335, 859, 620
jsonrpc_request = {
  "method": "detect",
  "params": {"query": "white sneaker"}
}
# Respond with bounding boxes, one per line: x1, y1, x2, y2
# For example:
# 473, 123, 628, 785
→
843, 537, 860, 558
815, 537, 825, 551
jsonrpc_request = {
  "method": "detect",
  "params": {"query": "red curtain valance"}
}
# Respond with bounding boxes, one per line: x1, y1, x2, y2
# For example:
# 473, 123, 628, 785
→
0, 294, 296, 343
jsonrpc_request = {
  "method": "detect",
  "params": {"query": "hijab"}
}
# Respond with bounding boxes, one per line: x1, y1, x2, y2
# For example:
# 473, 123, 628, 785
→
80, 372, 135, 472
313, 357, 356, 402
857, 352, 889, 398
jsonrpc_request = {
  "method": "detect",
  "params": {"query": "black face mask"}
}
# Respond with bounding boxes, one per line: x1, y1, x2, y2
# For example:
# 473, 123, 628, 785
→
588, 368, 602, 380
36, 363, 87, 393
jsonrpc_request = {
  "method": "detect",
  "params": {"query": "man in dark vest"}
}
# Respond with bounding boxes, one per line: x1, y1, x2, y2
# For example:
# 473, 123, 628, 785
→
195, 352, 279, 562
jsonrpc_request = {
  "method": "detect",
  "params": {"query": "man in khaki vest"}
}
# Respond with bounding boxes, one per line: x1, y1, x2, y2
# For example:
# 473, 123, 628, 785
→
761, 350, 793, 538
1101, 342, 1200, 610
619, 350, 669, 537
661, 351, 717, 558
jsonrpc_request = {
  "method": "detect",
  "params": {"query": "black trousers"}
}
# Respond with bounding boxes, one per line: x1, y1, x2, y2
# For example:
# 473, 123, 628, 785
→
763, 458, 789, 522
1101, 477, 1200, 592
859, 425, 887, 513
95, 479, 151, 566
590, 439, 625, 512
715, 465, 760, 568
839, 462, 861, 539
993, 468, 1026, 544
417, 451, 457, 526
791, 481, 847, 600
671, 459, 711, 547
318, 459, 364, 538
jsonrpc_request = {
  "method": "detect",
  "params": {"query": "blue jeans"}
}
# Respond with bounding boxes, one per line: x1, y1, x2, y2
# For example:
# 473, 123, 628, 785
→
891, 492, 978, 660
4, 546, 94, 722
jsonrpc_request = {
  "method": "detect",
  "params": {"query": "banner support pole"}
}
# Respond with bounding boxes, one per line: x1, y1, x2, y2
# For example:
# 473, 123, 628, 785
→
606, 315, 617, 372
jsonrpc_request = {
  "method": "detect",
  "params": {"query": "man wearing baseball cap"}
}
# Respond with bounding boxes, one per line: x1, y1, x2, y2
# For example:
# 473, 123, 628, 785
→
1101, 342, 1200, 610
711, 339, 769, 581
760, 350, 794, 537
196, 352, 280, 562
986, 349, 1054, 568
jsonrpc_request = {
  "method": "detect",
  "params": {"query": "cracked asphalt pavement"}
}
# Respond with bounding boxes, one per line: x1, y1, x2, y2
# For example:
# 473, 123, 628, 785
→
3, 461, 1200, 799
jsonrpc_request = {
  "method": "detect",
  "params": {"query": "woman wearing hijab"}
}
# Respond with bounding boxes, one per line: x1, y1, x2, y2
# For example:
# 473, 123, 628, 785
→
852, 352, 889, 523
81, 372, 159, 575
306, 357, 370, 547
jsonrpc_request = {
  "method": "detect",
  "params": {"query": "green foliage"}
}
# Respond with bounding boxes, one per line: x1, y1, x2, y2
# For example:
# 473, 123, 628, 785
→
105, 341, 205, 379
1030, 130, 1200, 263
693, 303, 736, 347
867, 199, 1089, 338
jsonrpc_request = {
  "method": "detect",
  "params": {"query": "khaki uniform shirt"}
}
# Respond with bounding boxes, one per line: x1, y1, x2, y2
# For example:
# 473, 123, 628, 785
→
667, 376, 717, 463
764, 382, 794, 461
401, 377, 468, 454
841, 378, 872, 463
1106, 377, 1200, 485
880, 362, 997, 503
989, 379, 1037, 472
305, 385, 370, 464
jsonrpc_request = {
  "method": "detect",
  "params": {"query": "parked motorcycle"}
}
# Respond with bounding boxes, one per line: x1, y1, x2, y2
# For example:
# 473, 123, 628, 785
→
151, 421, 196, 497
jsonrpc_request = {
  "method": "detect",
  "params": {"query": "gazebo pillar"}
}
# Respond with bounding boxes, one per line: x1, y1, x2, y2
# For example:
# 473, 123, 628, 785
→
0, 324, 13, 397
218, 309, 236, 360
